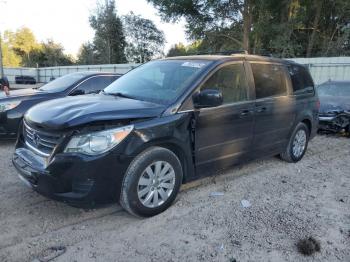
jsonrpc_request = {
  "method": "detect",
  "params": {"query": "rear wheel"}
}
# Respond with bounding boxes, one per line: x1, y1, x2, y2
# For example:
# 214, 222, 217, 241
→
120, 147, 183, 217
280, 122, 309, 163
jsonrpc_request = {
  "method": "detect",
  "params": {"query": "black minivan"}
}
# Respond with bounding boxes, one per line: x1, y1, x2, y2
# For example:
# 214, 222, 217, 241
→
13, 55, 319, 217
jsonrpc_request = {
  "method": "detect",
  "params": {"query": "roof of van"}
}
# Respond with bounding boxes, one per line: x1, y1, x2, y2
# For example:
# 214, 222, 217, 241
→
164, 54, 298, 65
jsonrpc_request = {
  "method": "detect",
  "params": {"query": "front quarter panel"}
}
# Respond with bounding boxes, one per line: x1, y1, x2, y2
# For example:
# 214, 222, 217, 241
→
125, 113, 195, 181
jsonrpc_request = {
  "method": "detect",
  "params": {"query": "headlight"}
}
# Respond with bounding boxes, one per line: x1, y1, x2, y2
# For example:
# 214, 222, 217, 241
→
64, 125, 134, 155
0, 101, 21, 112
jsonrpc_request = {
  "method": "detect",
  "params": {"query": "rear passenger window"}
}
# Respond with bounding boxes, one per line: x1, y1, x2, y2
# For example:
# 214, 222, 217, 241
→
251, 63, 287, 99
288, 65, 314, 95
201, 63, 248, 104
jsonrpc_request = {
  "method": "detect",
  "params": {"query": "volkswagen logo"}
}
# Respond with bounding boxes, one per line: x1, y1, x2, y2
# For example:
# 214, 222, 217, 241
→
33, 132, 41, 147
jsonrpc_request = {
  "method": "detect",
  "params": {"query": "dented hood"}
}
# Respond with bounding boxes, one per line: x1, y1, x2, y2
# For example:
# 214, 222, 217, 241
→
319, 95, 350, 114
24, 94, 165, 129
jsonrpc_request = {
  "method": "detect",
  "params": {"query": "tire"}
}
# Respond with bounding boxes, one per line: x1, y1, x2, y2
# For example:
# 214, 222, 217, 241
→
120, 147, 183, 217
280, 122, 310, 163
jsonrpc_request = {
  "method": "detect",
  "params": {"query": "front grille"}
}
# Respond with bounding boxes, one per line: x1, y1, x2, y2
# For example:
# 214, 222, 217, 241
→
24, 122, 62, 156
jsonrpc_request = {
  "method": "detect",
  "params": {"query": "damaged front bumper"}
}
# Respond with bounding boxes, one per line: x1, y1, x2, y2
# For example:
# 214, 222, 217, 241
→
319, 112, 350, 133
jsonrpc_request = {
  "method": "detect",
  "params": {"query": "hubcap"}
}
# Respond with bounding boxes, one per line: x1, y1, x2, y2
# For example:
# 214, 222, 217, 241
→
137, 161, 175, 208
292, 129, 307, 158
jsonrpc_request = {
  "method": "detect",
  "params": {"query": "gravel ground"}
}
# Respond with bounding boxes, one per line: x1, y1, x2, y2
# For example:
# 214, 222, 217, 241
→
0, 135, 349, 262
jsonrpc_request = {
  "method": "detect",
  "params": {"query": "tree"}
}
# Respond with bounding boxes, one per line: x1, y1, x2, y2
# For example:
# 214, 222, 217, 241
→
147, 0, 247, 52
1, 31, 21, 67
148, 0, 350, 57
89, 0, 126, 64
167, 43, 187, 57
28, 40, 74, 67
166, 41, 203, 57
123, 12, 165, 63
77, 42, 97, 65
11, 27, 40, 64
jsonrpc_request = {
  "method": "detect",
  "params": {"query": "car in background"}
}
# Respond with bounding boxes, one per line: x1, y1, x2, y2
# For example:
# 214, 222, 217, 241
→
12, 55, 319, 217
318, 80, 350, 134
0, 72, 121, 138
15, 75, 37, 85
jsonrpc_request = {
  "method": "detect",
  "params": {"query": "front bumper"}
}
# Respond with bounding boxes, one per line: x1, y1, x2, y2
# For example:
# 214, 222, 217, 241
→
0, 111, 22, 139
318, 114, 350, 133
13, 139, 133, 207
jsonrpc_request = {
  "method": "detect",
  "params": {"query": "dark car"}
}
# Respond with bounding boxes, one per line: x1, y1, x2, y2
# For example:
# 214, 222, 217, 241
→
13, 55, 319, 217
318, 80, 350, 134
0, 72, 121, 138
15, 75, 37, 85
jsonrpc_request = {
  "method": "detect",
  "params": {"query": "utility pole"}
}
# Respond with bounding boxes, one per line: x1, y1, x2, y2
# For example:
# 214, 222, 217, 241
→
0, 0, 7, 79
0, 31, 4, 78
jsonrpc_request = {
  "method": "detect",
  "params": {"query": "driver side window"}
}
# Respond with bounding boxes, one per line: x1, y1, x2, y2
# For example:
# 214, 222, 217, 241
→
201, 63, 248, 104
75, 76, 116, 94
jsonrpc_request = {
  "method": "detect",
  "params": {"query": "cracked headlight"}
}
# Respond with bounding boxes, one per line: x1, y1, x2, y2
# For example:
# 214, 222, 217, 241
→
0, 101, 21, 112
64, 125, 134, 155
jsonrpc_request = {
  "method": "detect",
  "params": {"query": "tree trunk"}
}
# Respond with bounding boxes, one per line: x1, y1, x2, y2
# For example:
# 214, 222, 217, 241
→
306, 0, 322, 57
243, 0, 252, 53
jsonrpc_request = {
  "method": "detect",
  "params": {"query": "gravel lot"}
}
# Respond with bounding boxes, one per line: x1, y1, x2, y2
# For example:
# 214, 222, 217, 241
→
0, 135, 349, 262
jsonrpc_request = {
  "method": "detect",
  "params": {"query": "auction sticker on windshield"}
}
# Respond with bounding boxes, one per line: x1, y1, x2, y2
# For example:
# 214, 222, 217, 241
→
181, 61, 208, 68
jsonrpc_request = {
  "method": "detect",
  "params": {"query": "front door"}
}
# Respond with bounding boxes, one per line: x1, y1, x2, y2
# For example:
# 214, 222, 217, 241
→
194, 62, 255, 175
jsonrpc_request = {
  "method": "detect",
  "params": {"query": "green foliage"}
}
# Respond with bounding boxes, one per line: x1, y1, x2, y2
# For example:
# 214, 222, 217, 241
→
167, 41, 204, 56
123, 12, 165, 63
89, 0, 126, 64
27, 40, 74, 67
1, 31, 21, 67
77, 42, 97, 65
149, 0, 350, 57
1, 28, 74, 67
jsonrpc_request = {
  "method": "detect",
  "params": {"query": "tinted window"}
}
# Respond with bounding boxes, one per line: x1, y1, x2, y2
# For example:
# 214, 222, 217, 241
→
251, 63, 287, 99
288, 65, 314, 94
76, 76, 118, 94
104, 60, 212, 105
201, 63, 248, 104
39, 73, 87, 92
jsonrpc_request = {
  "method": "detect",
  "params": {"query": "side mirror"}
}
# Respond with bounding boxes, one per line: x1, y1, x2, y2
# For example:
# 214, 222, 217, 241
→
70, 89, 85, 96
193, 89, 223, 108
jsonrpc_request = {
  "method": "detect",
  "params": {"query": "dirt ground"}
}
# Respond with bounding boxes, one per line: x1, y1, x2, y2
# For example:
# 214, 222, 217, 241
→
0, 135, 349, 262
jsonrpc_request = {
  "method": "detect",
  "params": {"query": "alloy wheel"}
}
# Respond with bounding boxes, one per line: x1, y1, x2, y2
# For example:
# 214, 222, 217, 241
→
137, 161, 176, 208
292, 129, 307, 158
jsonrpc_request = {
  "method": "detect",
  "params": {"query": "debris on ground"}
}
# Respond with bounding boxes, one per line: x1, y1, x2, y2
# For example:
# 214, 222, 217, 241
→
241, 199, 251, 208
35, 246, 67, 262
296, 237, 321, 256
209, 192, 225, 197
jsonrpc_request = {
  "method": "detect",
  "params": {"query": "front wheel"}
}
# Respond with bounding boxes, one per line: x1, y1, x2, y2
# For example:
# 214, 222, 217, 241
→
280, 122, 310, 163
120, 147, 183, 217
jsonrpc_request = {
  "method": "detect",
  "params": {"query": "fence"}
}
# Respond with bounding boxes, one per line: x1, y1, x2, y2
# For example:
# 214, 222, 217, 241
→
3, 57, 350, 85
289, 57, 350, 84
4, 64, 138, 84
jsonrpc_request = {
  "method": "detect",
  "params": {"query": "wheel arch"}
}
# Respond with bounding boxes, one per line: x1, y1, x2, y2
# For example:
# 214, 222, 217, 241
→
301, 118, 312, 135
128, 139, 195, 184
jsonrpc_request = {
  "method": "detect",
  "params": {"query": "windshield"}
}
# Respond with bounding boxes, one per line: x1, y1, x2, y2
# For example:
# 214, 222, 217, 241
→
318, 83, 350, 96
104, 60, 212, 104
39, 73, 87, 92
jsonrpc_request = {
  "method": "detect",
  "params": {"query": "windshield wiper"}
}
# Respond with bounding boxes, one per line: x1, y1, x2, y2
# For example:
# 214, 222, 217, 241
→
102, 90, 136, 100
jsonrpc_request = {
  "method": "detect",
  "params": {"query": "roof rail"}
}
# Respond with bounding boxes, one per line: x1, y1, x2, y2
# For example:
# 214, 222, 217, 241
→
182, 50, 248, 56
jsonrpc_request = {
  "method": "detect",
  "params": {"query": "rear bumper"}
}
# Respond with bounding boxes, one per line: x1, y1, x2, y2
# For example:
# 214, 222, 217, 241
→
13, 141, 133, 207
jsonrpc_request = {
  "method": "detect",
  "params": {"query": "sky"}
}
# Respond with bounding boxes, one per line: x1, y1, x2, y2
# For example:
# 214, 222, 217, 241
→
0, 0, 189, 57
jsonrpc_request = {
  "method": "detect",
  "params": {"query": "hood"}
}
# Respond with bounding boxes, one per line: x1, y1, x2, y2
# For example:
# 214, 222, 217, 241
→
25, 94, 166, 129
319, 95, 350, 115
0, 88, 39, 99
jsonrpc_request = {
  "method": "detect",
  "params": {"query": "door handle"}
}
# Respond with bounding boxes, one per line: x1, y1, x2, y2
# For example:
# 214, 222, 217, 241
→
256, 107, 267, 113
240, 109, 251, 117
